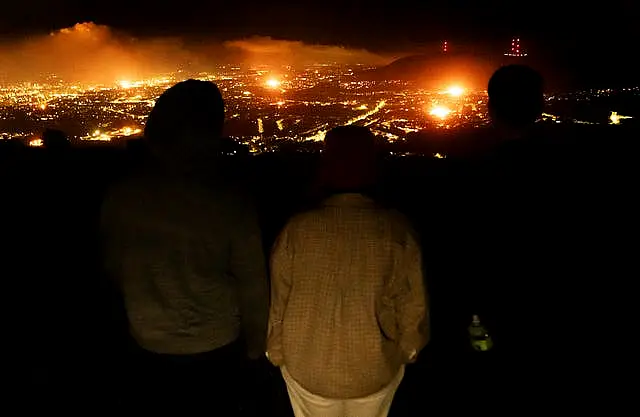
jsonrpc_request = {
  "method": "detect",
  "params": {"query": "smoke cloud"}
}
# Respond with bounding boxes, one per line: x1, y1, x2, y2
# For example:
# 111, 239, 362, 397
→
223, 36, 392, 67
0, 23, 206, 84
0, 23, 392, 85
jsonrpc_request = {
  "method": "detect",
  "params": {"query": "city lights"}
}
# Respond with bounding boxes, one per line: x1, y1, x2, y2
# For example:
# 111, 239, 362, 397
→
0, 63, 635, 154
81, 126, 142, 142
118, 79, 154, 89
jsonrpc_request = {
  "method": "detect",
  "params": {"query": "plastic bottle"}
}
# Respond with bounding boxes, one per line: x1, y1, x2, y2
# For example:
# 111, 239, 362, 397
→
468, 314, 493, 352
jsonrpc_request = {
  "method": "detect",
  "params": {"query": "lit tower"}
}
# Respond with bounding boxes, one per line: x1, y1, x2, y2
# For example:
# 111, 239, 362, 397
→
504, 37, 527, 57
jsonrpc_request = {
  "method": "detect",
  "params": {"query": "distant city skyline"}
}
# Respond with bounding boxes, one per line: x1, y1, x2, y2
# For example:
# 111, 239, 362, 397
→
1, 64, 636, 151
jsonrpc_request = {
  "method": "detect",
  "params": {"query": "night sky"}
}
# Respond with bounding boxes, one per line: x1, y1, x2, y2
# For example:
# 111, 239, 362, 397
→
1, 1, 638, 86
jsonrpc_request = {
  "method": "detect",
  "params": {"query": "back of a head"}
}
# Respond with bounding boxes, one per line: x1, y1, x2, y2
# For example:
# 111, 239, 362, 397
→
144, 80, 225, 148
42, 129, 70, 151
318, 125, 377, 193
488, 65, 544, 130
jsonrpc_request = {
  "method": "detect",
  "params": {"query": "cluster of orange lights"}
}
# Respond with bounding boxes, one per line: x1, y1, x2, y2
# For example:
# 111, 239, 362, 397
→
427, 85, 466, 120
429, 106, 452, 119
25, 76, 471, 147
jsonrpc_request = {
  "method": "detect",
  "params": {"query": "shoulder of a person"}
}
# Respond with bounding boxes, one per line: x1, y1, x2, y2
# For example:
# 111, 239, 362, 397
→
100, 177, 142, 227
284, 209, 318, 229
276, 203, 335, 238
216, 182, 256, 209
101, 175, 141, 207
382, 206, 412, 226
379, 207, 419, 241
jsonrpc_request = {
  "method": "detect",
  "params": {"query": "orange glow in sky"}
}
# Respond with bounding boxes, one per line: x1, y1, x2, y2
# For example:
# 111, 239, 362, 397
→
429, 105, 452, 119
447, 85, 464, 96
265, 78, 282, 89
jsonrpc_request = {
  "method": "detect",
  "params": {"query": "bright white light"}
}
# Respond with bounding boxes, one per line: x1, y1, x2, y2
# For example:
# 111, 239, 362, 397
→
265, 78, 281, 89
447, 86, 465, 97
610, 111, 632, 125
429, 106, 452, 119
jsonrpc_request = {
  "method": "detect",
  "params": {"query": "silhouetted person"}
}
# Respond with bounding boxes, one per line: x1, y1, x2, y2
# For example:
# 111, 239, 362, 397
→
459, 65, 587, 406
124, 137, 149, 163
0, 137, 24, 158
470, 66, 549, 331
100, 80, 268, 412
267, 126, 428, 417
488, 64, 544, 139
42, 129, 71, 151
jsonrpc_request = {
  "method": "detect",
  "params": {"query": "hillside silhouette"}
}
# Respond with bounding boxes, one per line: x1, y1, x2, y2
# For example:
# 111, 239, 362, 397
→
359, 52, 500, 89
358, 51, 574, 91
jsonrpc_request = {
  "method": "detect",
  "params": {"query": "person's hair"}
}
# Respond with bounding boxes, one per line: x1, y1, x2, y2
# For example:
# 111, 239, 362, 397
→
488, 65, 544, 129
317, 125, 377, 193
42, 128, 70, 150
144, 80, 225, 145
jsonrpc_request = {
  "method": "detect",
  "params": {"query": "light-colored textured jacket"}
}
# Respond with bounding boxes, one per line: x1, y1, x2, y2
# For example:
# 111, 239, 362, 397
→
268, 193, 429, 399
101, 165, 268, 355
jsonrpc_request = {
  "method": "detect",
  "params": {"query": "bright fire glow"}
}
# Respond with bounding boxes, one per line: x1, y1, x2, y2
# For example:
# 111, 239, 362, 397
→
81, 126, 142, 142
429, 106, 452, 119
265, 78, 282, 89
117, 77, 173, 90
121, 127, 140, 136
609, 111, 632, 125
29, 138, 43, 147
306, 100, 387, 142
447, 86, 465, 97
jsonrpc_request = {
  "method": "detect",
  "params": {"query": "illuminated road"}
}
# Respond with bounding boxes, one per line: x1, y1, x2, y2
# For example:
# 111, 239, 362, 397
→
305, 99, 387, 141
346, 100, 387, 125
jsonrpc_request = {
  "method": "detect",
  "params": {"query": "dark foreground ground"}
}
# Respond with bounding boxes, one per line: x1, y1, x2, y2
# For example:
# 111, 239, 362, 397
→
2, 124, 636, 413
